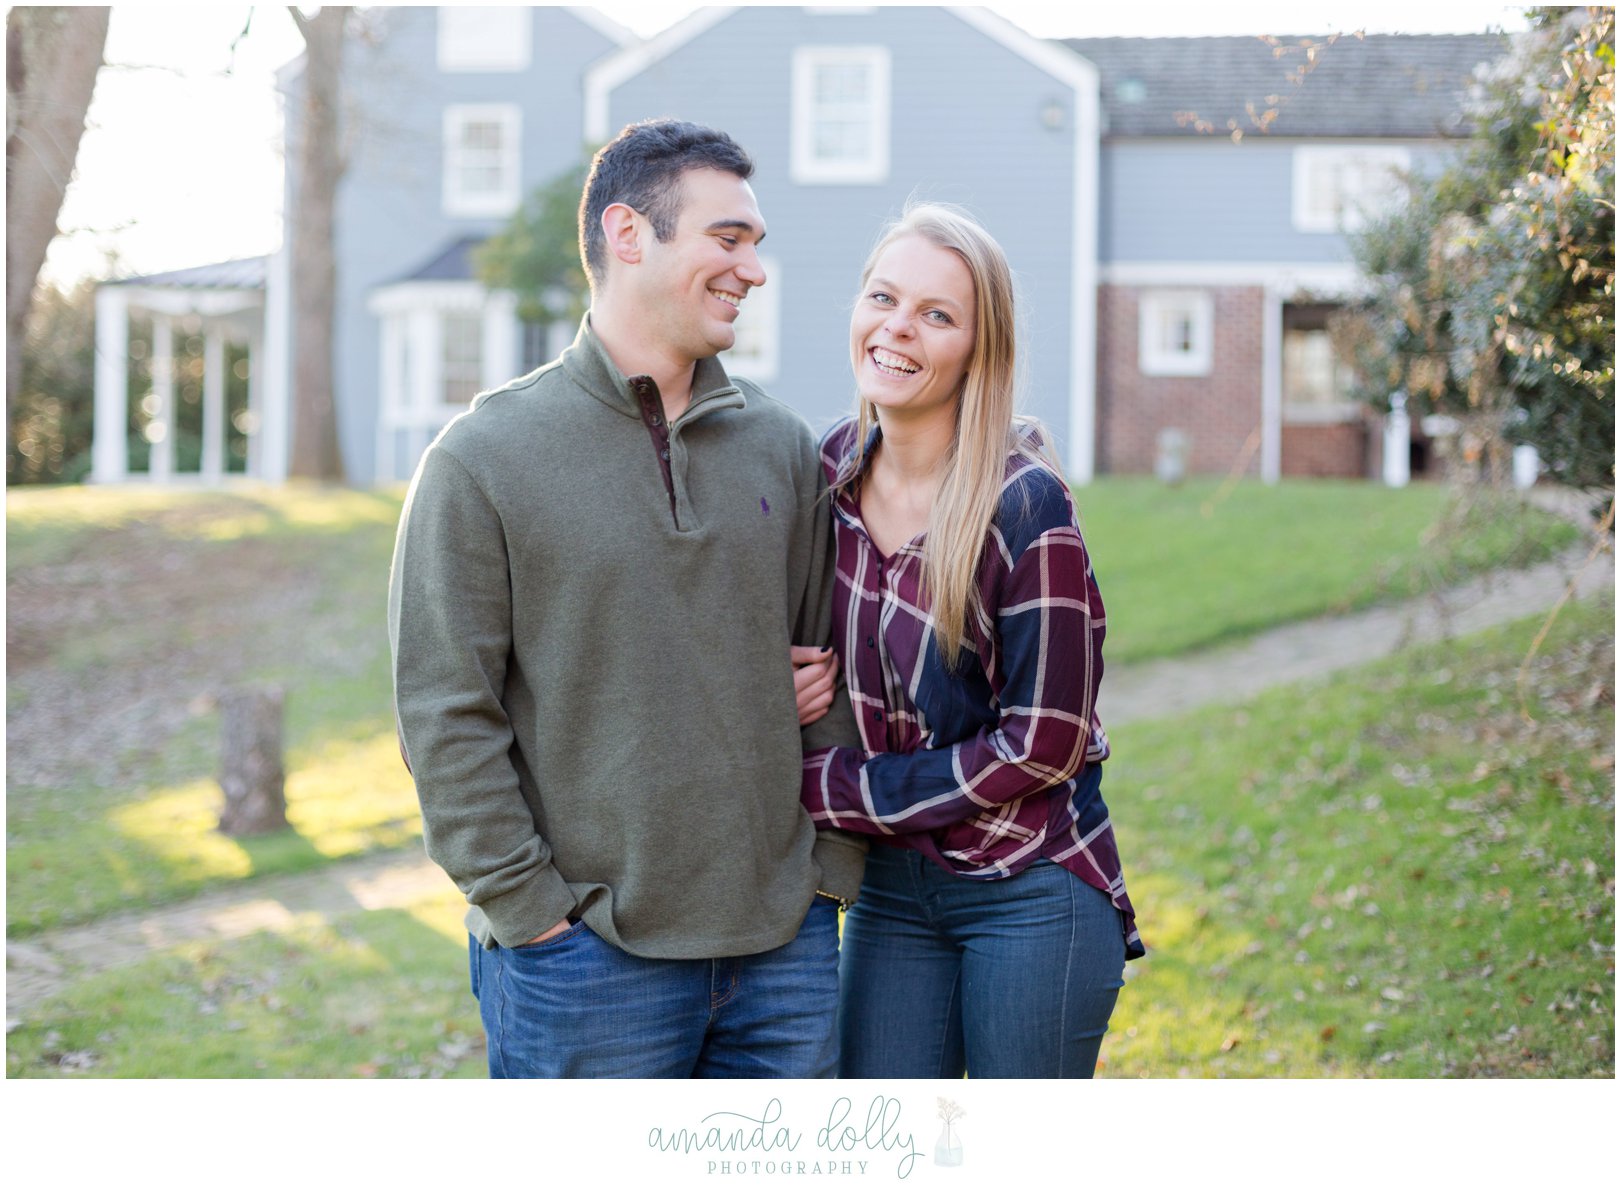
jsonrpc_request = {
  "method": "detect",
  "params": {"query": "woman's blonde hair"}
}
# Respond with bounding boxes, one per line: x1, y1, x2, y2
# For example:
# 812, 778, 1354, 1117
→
834, 201, 1060, 668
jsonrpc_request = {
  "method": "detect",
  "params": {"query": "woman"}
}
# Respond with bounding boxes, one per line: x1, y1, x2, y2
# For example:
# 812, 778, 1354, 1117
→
801, 203, 1144, 1079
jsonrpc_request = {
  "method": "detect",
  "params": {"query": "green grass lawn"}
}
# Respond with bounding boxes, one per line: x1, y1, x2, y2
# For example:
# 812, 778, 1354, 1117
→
9, 597, 1609, 1077
5, 883, 485, 1079
7, 484, 421, 935
3, 479, 1579, 938
1077, 477, 1578, 663
1098, 596, 1614, 1078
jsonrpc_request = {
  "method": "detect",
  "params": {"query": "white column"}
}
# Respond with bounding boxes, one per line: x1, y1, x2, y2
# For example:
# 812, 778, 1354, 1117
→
1512, 445, 1540, 489
150, 316, 176, 482
1068, 68, 1101, 485
245, 324, 264, 478
375, 313, 404, 485
201, 327, 226, 483
1259, 288, 1283, 485
92, 287, 130, 483
1383, 391, 1411, 488
482, 291, 519, 391
261, 243, 291, 482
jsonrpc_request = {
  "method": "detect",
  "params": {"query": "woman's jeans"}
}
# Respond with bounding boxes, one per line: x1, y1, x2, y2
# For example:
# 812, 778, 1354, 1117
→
838, 848, 1126, 1079
469, 897, 840, 1078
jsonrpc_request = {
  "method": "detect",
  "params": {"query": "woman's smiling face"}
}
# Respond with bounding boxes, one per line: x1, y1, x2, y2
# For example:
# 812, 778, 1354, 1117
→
849, 233, 976, 424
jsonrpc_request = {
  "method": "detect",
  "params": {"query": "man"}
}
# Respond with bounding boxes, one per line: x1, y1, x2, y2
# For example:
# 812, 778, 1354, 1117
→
388, 119, 864, 1078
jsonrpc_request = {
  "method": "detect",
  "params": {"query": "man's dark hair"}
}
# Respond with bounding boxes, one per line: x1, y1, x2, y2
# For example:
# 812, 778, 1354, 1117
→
578, 119, 755, 287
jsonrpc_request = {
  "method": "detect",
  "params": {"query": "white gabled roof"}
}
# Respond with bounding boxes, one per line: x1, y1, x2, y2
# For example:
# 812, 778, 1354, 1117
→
584, 7, 741, 143
948, 6, 1097, 90
564, 4, 641, 47
585, 6, 1100, 144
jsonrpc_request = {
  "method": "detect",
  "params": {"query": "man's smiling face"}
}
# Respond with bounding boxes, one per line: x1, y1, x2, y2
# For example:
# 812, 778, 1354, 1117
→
637, 167, 768, 367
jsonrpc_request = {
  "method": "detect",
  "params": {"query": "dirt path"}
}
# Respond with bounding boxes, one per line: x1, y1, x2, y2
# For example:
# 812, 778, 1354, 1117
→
7, 536, 1612, 1020
1101, 540, 1613, 726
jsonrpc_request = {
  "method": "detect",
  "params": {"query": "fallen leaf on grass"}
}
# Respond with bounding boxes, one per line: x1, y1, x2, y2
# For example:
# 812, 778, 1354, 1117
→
1220, 1035, 1241, 1052
1320, 1026, 1338, 1042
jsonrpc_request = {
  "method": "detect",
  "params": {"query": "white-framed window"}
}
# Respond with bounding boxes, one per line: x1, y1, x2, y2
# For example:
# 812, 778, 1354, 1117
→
1138, 290, 1213, 377
441, 310, 484, 405
721, 257, 781, 383
438, 7, 532, 73
790, 47, 890, 184
1283, 327, 1359, 422
370, 284, 519, 420
1292, 146, 1411, 233
443, 104, 521, 218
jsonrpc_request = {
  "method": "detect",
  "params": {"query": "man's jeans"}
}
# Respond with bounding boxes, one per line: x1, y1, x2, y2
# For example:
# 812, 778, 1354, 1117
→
837, 848, 1126, 1079
469, 897, 840, 1078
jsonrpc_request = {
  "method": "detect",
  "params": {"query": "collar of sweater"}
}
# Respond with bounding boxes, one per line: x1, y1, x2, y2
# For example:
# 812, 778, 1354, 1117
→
564, 313, 746, 423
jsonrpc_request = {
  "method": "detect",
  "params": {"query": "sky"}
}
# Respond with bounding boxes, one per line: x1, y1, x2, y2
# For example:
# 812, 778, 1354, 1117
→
46, 1, 1531, 289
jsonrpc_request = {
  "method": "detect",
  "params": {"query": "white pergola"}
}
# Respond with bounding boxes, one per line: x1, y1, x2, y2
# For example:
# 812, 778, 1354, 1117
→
92, 255, 289, 484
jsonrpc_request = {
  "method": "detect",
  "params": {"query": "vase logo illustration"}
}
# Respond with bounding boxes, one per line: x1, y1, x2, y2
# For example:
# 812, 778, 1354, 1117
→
934, 1097, 965, 1167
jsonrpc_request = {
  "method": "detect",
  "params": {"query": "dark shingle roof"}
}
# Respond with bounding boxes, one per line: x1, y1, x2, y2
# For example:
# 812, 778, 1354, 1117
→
1062, 33, 1512, 138
383, 235, 488, 285
109, 256, 267, 289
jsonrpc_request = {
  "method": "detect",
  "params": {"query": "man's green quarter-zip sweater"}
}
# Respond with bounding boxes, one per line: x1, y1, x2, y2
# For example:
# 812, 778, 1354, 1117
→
388, 316, 866, 956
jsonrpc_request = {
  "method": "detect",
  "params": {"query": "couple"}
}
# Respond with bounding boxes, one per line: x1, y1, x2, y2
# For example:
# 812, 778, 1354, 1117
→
388, 118, 1143, 1080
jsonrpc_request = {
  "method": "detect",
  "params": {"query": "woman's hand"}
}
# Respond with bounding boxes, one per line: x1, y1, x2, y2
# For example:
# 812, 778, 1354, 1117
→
790, 645, 839, 725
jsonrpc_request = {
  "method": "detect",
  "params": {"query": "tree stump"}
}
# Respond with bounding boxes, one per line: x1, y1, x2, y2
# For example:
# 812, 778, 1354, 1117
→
218, 687, 288, 836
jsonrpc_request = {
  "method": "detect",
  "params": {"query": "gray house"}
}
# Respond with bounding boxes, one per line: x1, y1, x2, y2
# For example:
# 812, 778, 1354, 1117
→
89, 6, 1506, 487
1074, 33, 1505, 479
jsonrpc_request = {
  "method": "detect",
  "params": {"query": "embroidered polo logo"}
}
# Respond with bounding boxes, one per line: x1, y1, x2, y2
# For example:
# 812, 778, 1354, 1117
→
760, 498, 771, 516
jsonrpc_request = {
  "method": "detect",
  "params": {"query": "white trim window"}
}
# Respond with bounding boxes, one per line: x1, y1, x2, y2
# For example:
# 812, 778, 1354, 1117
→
1283, 327, 1359, 423
721, 257, 781, 383
440, 309, 485, 405
791, 47, 890, 184
443, 104, 522, 218
1138, 290, 1213, 377
1292, 146, 1411, 233
438, 7, 532, 73
368, 284, 520, 482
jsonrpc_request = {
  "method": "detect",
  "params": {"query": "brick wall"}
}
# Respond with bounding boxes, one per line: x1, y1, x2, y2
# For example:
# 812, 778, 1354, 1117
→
1280, 422, 1370, 478
1096, 284, 1264, 476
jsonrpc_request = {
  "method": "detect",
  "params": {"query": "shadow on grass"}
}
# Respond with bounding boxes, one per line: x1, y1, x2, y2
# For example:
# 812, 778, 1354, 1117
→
7, 737, 421, 937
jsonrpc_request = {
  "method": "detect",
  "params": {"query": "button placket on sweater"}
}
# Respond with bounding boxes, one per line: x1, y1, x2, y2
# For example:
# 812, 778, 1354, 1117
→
631, 376, 678, 527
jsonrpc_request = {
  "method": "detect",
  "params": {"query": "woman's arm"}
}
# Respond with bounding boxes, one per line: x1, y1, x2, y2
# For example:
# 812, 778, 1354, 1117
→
801, 518, 1104, 835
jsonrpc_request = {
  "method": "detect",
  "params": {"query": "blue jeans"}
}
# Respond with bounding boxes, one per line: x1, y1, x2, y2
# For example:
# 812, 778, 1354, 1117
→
469, 897, 840, 1078
838, 848, 1126, 1079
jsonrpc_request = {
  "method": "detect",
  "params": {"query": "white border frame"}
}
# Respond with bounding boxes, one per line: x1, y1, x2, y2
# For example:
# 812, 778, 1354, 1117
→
1292, 144, 1413, 233
789, 46, 892, 185
442, 104, 522, 219
1138, 290, 1214, 377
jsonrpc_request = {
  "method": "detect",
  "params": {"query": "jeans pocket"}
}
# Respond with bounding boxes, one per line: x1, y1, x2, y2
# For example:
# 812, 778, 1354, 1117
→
508, 919, 588, 954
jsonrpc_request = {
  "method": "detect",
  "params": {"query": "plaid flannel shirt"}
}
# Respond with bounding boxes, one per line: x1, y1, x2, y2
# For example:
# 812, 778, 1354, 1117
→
802, 418, 1142, 959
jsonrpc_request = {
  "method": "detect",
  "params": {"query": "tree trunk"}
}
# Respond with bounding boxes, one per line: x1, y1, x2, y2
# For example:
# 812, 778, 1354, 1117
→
5, 7, 110, 423
287, 6, 350, 482
218, 687, 288, 836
